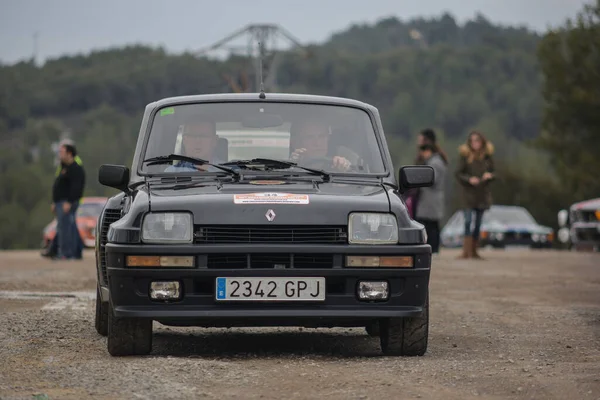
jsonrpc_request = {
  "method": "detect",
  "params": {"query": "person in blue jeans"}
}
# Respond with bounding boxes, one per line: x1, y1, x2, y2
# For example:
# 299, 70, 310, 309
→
51, 143, 85, 260
45, 226, 83, 259
455, 130, 495, 259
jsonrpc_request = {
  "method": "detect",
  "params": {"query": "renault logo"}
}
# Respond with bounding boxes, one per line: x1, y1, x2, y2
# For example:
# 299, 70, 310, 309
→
265, 209, 276, 222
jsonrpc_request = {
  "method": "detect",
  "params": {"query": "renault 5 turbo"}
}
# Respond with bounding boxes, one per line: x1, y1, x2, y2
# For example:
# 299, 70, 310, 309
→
94, 92, 434, 357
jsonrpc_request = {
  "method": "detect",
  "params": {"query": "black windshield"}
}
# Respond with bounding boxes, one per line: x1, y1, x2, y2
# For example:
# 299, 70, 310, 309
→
141, 102, 386, 176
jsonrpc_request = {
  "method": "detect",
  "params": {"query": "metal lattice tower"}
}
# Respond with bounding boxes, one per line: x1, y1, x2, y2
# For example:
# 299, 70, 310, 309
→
196, 24, 310, 92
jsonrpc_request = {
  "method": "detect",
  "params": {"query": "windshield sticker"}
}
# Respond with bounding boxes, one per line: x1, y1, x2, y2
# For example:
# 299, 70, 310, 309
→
160, 107, 175, 116
233, 193, 309, 204
249, 180, 287, 185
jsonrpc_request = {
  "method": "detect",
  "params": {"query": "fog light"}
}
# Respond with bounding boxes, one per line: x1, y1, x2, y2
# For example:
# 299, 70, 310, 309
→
150, 281, 181, 301
357, 281, 389, 301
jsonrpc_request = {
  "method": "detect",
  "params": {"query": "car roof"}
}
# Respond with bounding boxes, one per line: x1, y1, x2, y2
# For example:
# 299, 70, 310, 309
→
570, 197, 600, 210
488, 204, 527, 211
148, 92, 377, 110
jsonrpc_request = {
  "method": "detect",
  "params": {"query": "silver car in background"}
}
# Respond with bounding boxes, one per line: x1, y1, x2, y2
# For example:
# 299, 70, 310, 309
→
441, 205, 554, 249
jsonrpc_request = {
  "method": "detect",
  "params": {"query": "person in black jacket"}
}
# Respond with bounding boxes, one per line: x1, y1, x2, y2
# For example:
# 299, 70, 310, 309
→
51, 143, 85, 260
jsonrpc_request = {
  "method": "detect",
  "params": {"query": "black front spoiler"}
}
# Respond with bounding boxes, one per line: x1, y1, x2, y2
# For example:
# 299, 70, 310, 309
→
104, 242, 431, 327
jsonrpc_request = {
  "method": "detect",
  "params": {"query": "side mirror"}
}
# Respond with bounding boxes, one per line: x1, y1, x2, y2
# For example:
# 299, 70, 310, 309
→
99, 164, 130, 193
557, 209, 569, 227
398, 165, 434, 193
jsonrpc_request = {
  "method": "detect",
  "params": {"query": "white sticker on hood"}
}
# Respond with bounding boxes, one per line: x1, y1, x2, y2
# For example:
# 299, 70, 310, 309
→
233, 193, 309, 204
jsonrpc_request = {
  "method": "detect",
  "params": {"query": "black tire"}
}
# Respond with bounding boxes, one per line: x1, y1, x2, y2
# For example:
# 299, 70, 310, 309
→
107, 305, 152, 356
95, 285, 109, 336
379, 292, 429, 356
365, 322, 380, 337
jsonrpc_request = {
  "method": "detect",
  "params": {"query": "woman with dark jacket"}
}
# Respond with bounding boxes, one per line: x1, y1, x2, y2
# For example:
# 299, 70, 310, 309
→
455, 131, 495, 259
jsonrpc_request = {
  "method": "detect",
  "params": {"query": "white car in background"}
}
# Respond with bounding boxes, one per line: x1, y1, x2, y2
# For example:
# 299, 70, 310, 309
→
557, 197, 600, 252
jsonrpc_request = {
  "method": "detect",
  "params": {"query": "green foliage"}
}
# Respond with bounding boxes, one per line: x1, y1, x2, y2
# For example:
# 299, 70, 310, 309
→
325, 13, 541, 54
278, 42, 542, 141
535, 0, 600, 202
0, 203, 30, 249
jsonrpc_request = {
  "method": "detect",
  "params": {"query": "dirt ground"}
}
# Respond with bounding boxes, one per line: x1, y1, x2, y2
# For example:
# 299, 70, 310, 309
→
0, 248, 598, 400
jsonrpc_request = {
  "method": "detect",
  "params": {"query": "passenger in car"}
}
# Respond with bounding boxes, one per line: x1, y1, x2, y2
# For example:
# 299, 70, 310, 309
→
165, 120, 225, 172
289, 120, 358, 172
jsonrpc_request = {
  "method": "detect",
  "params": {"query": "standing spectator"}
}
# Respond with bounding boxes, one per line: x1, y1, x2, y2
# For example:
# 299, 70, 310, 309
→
55, 139, 83, 176
50, 139, 85, 259
51, 142, 86, 260
414, 140, 448, 254
406, 128, 449, 219
455, 131, 495, 259
416, 128, 449, 165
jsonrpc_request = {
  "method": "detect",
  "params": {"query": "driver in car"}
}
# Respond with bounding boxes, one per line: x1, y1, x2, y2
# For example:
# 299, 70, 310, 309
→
289, 120, 358, 172
165, 120, 224, 172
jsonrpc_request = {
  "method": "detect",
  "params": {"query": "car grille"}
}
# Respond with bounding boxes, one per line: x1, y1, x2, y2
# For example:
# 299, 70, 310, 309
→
99, 208, 122, 285
194, 225, 348, 244
504, 231, 532, 241
206, 254, 336, 269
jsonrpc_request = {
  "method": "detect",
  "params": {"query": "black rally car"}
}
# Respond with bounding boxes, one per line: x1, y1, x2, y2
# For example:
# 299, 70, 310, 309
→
95, 92, 434, 357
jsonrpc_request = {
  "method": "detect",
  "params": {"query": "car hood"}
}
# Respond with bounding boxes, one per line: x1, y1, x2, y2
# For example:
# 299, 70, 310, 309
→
570, 197, 600, 211
483, 222, 552, 234
146, 179, 391, 225
442, 222, 552, 235
76, 216, 99, 227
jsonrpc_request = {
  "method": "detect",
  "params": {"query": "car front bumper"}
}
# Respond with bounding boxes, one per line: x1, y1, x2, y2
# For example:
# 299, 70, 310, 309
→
104, 243, 431, 326
571, 223, 600, 247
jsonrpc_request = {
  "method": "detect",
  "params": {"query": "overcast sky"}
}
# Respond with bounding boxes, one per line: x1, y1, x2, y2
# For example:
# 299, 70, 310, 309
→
0, 0, 589, 65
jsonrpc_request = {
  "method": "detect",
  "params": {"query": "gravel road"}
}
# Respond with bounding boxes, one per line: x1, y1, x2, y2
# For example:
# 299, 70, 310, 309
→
0, 248, 599, 400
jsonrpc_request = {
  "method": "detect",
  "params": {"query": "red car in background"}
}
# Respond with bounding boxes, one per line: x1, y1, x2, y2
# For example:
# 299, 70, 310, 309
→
41, 197, 108, 255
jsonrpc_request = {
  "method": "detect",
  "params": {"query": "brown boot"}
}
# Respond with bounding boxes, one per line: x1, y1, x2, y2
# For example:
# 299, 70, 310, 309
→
457, 236, 472, 259
471, 238, 484, 260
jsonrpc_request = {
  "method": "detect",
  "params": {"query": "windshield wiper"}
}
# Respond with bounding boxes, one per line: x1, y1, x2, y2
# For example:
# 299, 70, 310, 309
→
220, 158, 331, 182
143, 154, 241, 179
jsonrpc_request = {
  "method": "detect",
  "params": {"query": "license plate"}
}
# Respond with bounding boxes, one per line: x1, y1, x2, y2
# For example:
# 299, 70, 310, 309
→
215, 277, 325, 301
